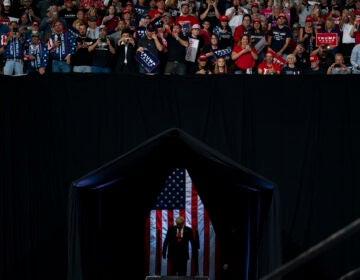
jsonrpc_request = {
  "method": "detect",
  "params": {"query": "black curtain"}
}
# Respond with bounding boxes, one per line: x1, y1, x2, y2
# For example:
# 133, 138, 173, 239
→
1, 73, 359, 280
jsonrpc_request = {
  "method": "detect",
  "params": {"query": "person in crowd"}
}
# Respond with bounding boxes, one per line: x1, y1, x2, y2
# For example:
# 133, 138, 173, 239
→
114, 27, 138, 73
185, 23, 204, 74
212, 15, 233, 49
267, 4, 285, 30
202, 33, 222, 68
231, 33, 258, 74
164, 0, 180, 21
257, 51, 281, 74
213, 56, 229, 73
292, 41, 309, 71
250, 17, 267, 64
1, 21, 26, 76
225, 0, 247, 35
148, 0, 166, 21
233, 13, 252, 45
136, 23, 163, 74
175, 1, 200, 35
192, 53, 213, 74
339, 9, 355, 64
299, 15, 316, 55
23, 30, 49, 75
260, 0, 273, 20
122, 8, 137, 33
198, 0, 220, 31
162, 216, 196, 276
326, 52, 351, 74
48, 19, 76, 73
79, 0, 106, 17
39, 5, 67, 42
83, 6, 102, 26
72, 23, 93, 73
320, 17, 341, 55
101, 4, 121, 34
88, 24, 116, 73
350, 43, 360, 74
36, 0, 54, 19
267, 13, 292, 58
17, 0, 41, 25
163, 23, 189, 75
296, 0, 312, 27
250, 2, 261, 19
86, 15, 100, 39
281, 53, 302, 74
108, 18, 128, 45
304, 53, 326, 74
199, 19, 212, 46
58, 0, 78, 27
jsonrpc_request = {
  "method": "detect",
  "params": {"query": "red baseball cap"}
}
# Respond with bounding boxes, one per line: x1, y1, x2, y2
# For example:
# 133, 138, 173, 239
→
305, 16, 313, 22
198, 54, 207, 61
278, 13, 286, 19
310, 54, 319, 62
219, 15, 228, 21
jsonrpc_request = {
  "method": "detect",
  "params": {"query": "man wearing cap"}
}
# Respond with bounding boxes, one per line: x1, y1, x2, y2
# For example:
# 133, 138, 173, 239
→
24, 30, 49, 75
163, 23, 189, 75
185, 23, 204, 73
175, 1, 199, 34
292, 41, 310, 71
88, 24, 116, 73
136, 23, 163, 74
212, 15, 233, 49
86, 16, 100, 39
268, 13, 292, 58
304, 54, 326, 74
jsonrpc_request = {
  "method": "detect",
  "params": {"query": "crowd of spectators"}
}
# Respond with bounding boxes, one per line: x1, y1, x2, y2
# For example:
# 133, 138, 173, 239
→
1, 0, 360, 75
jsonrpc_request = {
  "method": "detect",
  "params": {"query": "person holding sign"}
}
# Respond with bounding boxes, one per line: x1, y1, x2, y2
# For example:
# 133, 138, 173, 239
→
136, 23, 163, 74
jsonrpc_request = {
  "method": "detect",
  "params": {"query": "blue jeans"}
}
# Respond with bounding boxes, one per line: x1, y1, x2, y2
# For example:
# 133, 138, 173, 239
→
73, 66, 92, 73
52, 60, 71, 73
3, 59, 24, 76
91, 66, 111, 73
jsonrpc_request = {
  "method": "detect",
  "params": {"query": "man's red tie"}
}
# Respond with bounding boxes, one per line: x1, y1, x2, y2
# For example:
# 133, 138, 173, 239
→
177, 230, 181, 242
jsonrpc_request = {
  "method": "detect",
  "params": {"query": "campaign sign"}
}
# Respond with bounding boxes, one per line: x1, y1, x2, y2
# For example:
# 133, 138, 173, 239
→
315, 33, 338, 47
267, 49, 286, 68
213, 47, 232, 58
136, 49, 159, 72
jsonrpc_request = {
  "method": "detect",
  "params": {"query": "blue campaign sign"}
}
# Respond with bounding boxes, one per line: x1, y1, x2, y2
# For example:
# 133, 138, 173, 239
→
213, 47, 232, 58
136, 49, 160, 73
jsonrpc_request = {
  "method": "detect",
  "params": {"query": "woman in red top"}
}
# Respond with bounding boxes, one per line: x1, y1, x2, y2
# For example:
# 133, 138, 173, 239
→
231, 34, 258, 74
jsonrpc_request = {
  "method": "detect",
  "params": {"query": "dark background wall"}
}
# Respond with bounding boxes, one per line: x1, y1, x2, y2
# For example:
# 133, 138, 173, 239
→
1, 74, 359, 280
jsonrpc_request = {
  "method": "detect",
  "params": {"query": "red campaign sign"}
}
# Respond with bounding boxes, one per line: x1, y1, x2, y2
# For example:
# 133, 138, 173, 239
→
316, 33, 338, 47
267, 49, 286, 68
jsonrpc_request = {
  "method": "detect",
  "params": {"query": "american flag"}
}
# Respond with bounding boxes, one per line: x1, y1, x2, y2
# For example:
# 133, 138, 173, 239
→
144, 168, 220, 280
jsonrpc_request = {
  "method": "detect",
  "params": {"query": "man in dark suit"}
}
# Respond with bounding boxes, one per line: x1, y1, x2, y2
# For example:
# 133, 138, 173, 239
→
114, 28, 137, 73
162, 216, 195, 276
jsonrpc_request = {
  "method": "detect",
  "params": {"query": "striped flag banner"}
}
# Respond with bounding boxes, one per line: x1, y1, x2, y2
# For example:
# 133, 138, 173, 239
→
145, 168, 220, 280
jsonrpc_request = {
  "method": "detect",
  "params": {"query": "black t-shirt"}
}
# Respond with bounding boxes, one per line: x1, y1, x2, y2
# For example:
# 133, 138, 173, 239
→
91, 39, 114, 67
165, 33, 188, 62
72, 36, 93, 66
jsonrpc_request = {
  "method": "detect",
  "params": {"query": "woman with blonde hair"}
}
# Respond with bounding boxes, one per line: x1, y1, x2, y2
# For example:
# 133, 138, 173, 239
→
231, 34, 258, 74
214, 57, 229, 74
